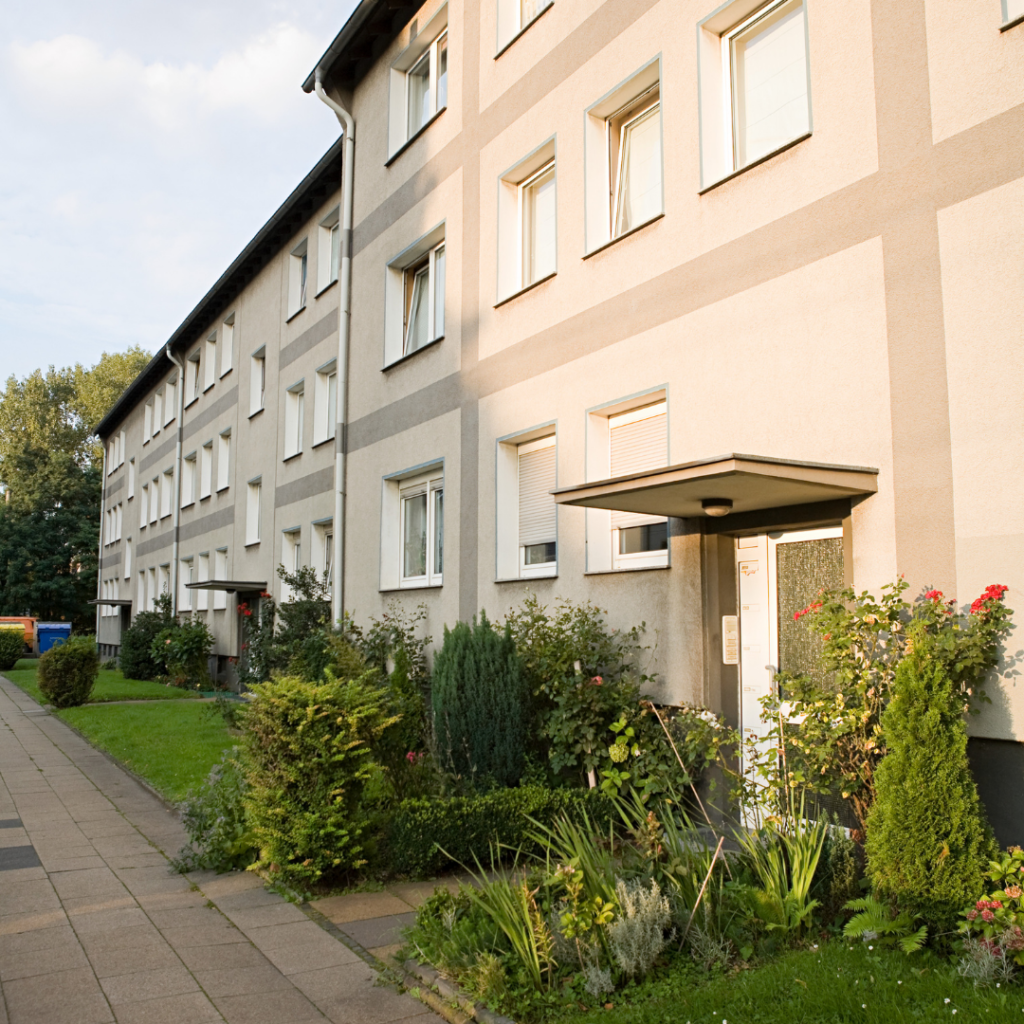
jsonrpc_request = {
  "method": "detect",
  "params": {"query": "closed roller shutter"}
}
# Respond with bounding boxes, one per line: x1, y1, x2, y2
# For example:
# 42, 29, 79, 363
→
519, 441, 556, 548
609, 402, 667, 529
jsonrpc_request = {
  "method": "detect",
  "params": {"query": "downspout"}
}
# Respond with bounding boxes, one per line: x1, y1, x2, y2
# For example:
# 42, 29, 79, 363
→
314, 70, 355, 628
167, 347, 186, 616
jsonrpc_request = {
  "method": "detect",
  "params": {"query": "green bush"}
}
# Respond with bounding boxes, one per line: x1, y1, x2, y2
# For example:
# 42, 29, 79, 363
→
0, 629, 24, 671
382, 784, 614, 877
37, 635, 99, 708
151, 616, 215, 689
865, 630, 996, 933
431, 613, 529, 789
119, 594, 173, 681
242, 672, 397, 886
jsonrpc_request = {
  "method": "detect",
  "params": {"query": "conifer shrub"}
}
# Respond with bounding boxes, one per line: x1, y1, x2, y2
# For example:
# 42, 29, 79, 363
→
242, 672, 397, 886
431, 613, 529, 789
37, 635, 99, 708
865, 632, 996, 933
0, 628, 25, 671
118, 594, 173, 681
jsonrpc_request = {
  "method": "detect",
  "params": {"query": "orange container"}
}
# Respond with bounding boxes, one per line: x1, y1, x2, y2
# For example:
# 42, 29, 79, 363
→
0, 617, 36, 650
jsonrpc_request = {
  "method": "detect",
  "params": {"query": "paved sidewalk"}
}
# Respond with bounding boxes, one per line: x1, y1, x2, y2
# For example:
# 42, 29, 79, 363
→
0, 676, 443, 1024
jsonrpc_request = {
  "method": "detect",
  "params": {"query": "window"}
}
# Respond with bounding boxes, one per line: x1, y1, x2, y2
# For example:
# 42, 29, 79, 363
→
127, 458, 135, 499
250, 348, 266, 414
150, 478, 160, 524
182, 453, 196, 507
584, 60, 662, 252
197, 552, 210, 611
314, 362, 337, 445
160, 469, 173, 518
180, 557, 193, 611
380, 463, 444, 590
1005, 0, 1024, 26
119, 431, 125, 466
221, 315, 234, 376
288, 239, 308, 318
217, 430, 231, 491
205, 335, 217, 390
115, 503, 123, 541
214, 548, 228, 609
158, 564, 170, 601
153, 389, 163, 434
497, 140, 557, 300
314, 521, 334, 595
284, 382, 305, 458
385, 224, 446, 364
186, 353, 201, 404
124, 537, 132, 579
317, 208, 341, 293
246, 479, 262, 545
698, 0, 810, 188
497, 0, 552, 51
388, 9, 449, 155
200, 442, 213, 500
280, 529, 301, 602
104, 509, 112, 546
497, 432, 557, 578
140, 483, 149, 527
164, 379, 176, 426
144, 402, 153, 442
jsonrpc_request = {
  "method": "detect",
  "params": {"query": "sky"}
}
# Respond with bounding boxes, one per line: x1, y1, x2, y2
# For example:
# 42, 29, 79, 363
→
0, 0, 358, 381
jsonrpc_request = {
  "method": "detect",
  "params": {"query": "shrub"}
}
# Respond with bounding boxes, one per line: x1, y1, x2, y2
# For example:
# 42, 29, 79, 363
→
0, 629, 24, 671
173, 749, 255, 873
608, 877, 671, 978
37, 635, 98, 708
382, 785, 614, 877
958, 846, 1024, 968
119, 594, 173, 681
152, 617, 215, 689
431, 614, 529, 789
242, 672, 397, 886
865, 630, 996, 933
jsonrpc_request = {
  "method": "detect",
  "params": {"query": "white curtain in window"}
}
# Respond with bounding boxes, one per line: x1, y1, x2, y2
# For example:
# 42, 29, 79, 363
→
733, 1, 808, 167
519, 443, 556, 549
609, 404, 667, 529
615, 105, 662, 236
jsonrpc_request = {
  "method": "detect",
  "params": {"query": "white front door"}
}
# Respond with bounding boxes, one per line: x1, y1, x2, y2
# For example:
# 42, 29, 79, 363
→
736, 527, 845, 778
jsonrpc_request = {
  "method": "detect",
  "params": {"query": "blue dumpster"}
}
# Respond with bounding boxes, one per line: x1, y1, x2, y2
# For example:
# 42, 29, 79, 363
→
37, 623, 71, 653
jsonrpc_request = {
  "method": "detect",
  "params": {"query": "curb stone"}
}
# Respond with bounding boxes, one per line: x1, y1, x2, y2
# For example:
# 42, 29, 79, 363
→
400, 959, 517, 1024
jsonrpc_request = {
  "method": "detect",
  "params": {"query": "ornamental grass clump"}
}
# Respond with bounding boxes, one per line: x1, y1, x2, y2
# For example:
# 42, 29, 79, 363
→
242, 672, 397, 886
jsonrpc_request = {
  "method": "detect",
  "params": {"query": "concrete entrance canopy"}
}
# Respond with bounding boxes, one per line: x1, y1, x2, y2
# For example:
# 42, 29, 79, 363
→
86, 598, 133, 606
551, 454, 878, 520
185, 580, 268, 592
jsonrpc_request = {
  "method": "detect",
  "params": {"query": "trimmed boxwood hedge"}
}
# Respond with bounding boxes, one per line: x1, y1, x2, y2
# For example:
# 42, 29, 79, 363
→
381, 784, 614, 877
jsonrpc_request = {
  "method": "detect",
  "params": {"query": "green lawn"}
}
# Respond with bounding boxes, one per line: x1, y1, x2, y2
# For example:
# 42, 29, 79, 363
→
57, 702, 236, 801
550, 941, 1024, 1024
4, 658, 199, 705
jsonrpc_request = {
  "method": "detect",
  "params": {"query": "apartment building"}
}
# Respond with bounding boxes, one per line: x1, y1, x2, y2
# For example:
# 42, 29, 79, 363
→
96, 0, 1024, 839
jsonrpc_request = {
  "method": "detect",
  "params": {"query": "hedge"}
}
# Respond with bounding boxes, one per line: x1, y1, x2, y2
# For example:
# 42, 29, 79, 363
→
381, 784, 614, 877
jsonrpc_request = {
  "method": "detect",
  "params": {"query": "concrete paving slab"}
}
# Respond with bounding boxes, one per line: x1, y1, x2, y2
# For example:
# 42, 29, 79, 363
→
338, 913, 417, 951
110, 991, 223, 1024
312, 892, 413, 924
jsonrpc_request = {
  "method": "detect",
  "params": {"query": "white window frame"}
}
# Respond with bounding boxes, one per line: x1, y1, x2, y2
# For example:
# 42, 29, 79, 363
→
388, 7, 449, 156
280, 529, 301, 603
288, 239, 308, 318
204, 334, 217, 391
140, 483, 148, 528
199, 442, 213, 500
313, 520, 334, 596
496, 0, 553, 53
1004, 0, 1024, 28
124, 537, 132, 580
186, 352, 201, 406
384, 222, 446, 366
150, 477, 160, 525
213, 548, 228, 609
164, 378, 176, 426
313, 361, 338, 446
284, 381, 305, 459
157, 563, 170, 601
317, 208, 341, 294
197, 552, 210, 611
160, 469, 173, 519
127, 458, 135, 499
497, 139, 557, 302
153, 390, 163, 435
144, 403, 153, 443
380, 462, 444, 591
584, 59, 663, 254
250, 347, 266, 415
179, 557, 194, 612
697, 0, 811, 189
217, 430, 231, 491
115, 502, 123, 541
119, 431, 126, 467
496, 429, 558, 580
182, 452, 196, 507
246, 479, 262, 546
221, 314, 234, 377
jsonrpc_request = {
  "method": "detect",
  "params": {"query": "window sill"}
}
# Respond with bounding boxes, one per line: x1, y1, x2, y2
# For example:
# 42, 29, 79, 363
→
220, 367, 233, 380
203, 383, 215, 394
699, 132, 812, 195
199, 494, 212, 502
584, 564, 670, 576
315, 278, 338, 300
160, 514, 172, 522
312, 436, 335, 450
583, 212, 664, 260
383, 335, 444, 372
283, 451, 302, 463
494, 272, 557, 309
1002, 12, 1024, 30
244, 541, 261, 549
180, 501, 195, 511
495, 573, 558, 583
495, 1, 554, 59
185, 397, 199, 409
286, 305, 306, 324
379, 583, 443, 594
216, 486, 230, 494
385, 106, 447, 168
248, 408, 264, 421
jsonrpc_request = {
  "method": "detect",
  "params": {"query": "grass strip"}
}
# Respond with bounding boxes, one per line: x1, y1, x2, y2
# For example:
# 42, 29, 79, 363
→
57, 701, 235, 802
550, 940, 1024, 1024
4, 659, 199, 705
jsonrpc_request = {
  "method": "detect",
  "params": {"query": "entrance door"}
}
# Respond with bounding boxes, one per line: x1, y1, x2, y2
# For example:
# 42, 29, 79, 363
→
736, 527, 845, 778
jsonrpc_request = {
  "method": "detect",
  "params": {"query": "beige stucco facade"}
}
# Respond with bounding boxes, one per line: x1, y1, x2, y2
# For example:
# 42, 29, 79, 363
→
97, 0, 1024, 828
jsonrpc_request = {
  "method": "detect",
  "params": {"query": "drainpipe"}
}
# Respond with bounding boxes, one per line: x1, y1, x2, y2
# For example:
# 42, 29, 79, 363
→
167, 347, 186, 616
314, 70, 355, 628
